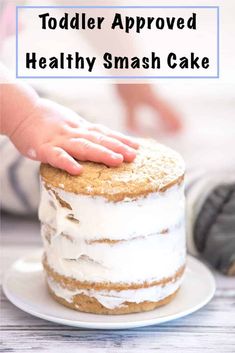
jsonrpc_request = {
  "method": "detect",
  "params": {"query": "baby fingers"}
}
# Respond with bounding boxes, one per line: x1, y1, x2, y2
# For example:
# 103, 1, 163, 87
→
88, 124, 139, 150
72, 131, 136, 162
42, 146, 82, 175
63, 138, 124, 167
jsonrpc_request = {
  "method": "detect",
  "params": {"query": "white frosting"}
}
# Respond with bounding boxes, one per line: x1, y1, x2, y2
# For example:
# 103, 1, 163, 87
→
47, 276, 183, 310
39, 182, 185, 241
42, 224, 185, 283
39, 178, 185, 287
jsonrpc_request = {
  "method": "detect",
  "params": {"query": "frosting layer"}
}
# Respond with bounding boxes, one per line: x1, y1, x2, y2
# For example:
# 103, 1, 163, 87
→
47, 275, 184, 310
39, 182, 185, 241
42, 223, 185, 284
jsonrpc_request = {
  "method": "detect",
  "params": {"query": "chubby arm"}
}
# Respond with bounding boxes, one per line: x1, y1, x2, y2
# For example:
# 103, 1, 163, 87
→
0, 64, 138, 175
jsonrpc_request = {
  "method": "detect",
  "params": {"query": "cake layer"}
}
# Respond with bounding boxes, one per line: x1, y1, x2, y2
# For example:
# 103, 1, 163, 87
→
40, 140, 185, 201
39, 182, 185, 241
48, 284, 180, 314
42, 222, 185, 283
46, 274, 183, 311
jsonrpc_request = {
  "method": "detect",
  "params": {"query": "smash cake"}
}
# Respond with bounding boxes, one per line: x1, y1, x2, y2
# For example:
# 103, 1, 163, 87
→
39, 139, 186, 314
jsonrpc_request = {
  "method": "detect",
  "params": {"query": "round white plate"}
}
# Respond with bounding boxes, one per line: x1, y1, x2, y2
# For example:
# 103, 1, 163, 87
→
3, 251, 215, 330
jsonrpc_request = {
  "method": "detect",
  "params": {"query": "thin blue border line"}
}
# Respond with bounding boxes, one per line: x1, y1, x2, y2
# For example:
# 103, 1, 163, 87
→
16, 5, 219, 79
217, 7, 220, 78
16, 6, 219, 9
16, 6, 18, 77
16, 76, 219, 79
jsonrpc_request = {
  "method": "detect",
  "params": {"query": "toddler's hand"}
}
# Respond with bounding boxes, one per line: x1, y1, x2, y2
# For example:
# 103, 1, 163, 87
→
10, 98, 139, 175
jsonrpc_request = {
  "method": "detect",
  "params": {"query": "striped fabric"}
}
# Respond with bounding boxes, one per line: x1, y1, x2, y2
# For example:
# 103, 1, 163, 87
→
0, 136, 40, 215
1, 136, 234, 275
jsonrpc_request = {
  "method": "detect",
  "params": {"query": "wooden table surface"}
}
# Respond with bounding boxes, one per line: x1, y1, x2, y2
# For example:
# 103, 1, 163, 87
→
1, 215, 235, 353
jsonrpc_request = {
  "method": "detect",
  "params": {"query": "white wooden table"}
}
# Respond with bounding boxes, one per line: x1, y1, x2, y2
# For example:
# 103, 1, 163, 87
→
1, 214, 235, 353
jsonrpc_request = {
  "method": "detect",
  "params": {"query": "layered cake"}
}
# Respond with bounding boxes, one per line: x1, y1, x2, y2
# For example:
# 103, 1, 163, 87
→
39, 139, 186, 314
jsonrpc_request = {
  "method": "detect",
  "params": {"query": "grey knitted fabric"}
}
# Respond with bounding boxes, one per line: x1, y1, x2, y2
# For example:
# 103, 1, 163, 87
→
194, 183, 235, 274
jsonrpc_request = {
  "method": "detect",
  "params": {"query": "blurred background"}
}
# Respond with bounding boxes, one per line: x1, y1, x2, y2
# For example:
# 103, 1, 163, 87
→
1, 0, 235, 170
1, 0, 235, 219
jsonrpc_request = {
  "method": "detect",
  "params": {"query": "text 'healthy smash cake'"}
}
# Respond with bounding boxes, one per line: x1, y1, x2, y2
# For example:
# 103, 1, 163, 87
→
39, 139, 186, 314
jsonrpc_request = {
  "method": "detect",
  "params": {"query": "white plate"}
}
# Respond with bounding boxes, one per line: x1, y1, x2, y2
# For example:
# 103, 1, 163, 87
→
3, 251, 215, 330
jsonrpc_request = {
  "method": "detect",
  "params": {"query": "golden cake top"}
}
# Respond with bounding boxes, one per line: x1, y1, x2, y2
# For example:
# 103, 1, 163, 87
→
40, 139, 185, 201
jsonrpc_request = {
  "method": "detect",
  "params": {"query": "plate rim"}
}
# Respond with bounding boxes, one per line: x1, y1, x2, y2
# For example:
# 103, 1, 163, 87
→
2, 253, 216, 330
